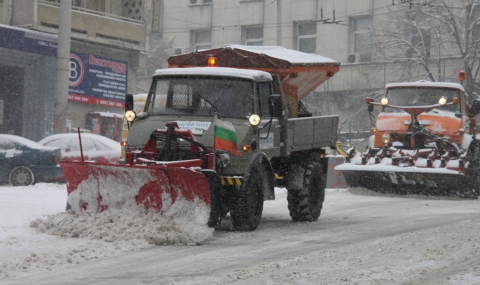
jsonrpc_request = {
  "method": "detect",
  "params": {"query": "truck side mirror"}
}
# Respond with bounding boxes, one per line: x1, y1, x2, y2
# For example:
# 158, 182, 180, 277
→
471, 99, 480, 115
125, 94, 134, 111
269, 94, 283, 117
367, 98, 375, 113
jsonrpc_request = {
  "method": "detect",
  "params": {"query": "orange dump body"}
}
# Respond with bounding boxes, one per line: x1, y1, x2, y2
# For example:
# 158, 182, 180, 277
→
167, 45, 340, 117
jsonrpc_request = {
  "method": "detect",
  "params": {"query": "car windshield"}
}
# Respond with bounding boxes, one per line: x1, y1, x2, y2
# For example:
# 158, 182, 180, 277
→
145, 76, 254, 118
383, 87, 461, 113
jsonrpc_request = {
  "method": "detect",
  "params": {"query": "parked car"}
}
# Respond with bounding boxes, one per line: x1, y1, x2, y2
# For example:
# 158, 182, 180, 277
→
38, 133, 121, 163
0, 134, 63, 186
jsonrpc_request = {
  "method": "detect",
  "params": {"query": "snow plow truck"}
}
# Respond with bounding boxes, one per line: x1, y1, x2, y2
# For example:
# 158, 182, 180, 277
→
60, 45, 341, 231
336, 72, 480, 199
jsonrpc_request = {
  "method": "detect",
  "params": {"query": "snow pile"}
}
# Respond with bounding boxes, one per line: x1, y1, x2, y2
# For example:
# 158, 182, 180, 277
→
30, 195, 213, 246
43, 164, 214, 246
0, 182, 213, 280
66, 165, 162, 213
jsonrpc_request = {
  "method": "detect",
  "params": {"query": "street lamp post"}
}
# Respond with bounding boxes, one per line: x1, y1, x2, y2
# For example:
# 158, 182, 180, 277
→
53, 0, 71, 134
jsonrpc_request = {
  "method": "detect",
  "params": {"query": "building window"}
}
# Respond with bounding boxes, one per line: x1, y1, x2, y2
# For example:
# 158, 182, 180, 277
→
351, 17, 372, 62
123, 0, 143, 20
404, 12, 432, 59
190, 0, 212, 4
45, 0, 107, 13
243, 26, 263, 46
296, 22, 317, 53
192, 30, 211, 51
408, 29, 431, 58
471, 6, 480, 56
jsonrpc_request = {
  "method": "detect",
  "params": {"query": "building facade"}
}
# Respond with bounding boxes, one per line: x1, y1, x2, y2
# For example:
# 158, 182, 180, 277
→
0, 0, 149, 141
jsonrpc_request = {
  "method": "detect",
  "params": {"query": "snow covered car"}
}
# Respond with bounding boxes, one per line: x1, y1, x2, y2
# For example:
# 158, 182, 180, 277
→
0, 134, 63, 186
38, 133, 121, 163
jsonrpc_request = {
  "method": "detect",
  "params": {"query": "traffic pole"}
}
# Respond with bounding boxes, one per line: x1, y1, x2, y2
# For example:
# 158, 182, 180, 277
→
53, 0, 71, 134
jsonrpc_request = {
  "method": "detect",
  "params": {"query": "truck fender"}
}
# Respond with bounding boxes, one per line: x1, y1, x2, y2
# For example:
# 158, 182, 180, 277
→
245, 152, 275, 201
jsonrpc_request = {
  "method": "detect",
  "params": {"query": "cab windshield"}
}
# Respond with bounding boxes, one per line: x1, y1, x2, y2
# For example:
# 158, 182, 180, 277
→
145, 76, 254, 118
383, 87, 461, 113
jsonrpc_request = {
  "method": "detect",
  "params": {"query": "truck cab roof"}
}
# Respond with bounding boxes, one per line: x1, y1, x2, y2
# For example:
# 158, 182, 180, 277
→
153, 67, 273, 82
386, 81, 465, 91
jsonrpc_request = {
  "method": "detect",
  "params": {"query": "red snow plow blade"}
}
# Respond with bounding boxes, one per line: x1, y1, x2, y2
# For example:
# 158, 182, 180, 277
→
61, 160, 213, 212
60, 123, 223, 226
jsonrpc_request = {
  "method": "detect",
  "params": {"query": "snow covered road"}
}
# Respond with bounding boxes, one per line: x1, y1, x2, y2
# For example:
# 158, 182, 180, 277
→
1, 184, 479, 284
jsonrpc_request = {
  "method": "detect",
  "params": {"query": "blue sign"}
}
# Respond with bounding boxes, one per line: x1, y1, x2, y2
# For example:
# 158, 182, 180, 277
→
0, 25, 128, 109
68, 53, 128, 109
0, 24, 57, 56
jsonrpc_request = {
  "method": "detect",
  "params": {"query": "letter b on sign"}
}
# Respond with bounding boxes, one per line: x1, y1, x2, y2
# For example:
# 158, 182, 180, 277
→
69, 53, 84, 87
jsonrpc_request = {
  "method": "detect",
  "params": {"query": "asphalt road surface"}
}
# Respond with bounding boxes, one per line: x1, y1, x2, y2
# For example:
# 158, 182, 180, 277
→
4, 188, 480, 285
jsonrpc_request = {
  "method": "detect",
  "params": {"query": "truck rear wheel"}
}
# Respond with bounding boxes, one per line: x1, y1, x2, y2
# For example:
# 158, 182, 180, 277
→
287, 160, 325, 222
231, 154, 271, 231
466, 142, 480, 198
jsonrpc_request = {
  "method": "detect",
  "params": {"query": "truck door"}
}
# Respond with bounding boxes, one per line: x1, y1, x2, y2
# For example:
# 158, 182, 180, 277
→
258, 82, 280, 155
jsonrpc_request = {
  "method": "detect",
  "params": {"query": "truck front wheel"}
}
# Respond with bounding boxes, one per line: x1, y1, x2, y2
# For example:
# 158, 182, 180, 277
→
231, 154, 272, 231
287, 161, 325, 222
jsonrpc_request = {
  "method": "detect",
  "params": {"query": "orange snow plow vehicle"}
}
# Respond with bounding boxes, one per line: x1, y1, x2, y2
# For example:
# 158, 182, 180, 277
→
60, 45, 340, 231
336, 72, 480, 199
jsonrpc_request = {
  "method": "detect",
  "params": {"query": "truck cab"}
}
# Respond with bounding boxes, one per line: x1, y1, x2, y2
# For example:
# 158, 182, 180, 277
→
373, 81, 468, 149
125, 67, 279, 176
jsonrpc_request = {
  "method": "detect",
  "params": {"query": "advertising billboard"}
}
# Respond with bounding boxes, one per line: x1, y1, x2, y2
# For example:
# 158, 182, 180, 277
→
68, 53, 128, 109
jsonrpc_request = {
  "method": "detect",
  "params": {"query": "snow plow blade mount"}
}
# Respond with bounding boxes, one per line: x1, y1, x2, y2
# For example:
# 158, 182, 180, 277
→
338, 167, 477, 199
61, 160, 215, 213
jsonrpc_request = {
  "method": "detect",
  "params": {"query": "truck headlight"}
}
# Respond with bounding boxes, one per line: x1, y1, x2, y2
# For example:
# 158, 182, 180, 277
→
380, 97, 389, 105
125, 110, 136, 122
438, 96, 447, 105
381, 134, 390, 145
248, 114, 261, 126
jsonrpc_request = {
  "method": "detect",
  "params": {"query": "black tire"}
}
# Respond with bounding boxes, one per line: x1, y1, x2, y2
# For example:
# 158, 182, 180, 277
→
200, 170, 224, 228
230, 155, 271, 231
9, 166, 35, 186
287, 160, 325, 222
466, 142, 480, 198
219, 185, 237, 218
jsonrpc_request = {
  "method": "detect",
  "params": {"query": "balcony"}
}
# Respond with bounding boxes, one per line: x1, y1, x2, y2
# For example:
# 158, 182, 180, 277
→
35, 1, 146, 51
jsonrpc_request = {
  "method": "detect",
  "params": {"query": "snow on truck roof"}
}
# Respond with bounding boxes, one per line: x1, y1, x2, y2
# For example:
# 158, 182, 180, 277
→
167, 45, 340, 100
153, 67, 273, 82
226, 45, 339, 65
386, 81, 465, 91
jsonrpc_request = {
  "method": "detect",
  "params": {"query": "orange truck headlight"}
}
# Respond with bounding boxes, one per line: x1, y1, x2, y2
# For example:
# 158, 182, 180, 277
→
381, 134, 390, 145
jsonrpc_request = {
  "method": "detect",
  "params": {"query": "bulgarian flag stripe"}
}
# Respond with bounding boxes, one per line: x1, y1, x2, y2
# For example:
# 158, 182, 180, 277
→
214, 116, 242, 156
